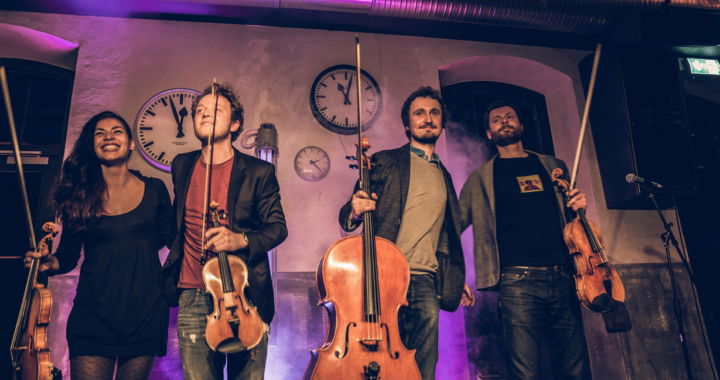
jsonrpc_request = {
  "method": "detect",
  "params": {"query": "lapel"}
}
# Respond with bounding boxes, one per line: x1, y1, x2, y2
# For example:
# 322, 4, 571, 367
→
226, 148, 247, 225
480, 155, 497, 217
176, 150, 202, 229
397, 143, 411, 212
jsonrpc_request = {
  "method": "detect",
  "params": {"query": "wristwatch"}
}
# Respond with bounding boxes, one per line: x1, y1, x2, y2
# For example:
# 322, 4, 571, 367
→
242, 233, 249, 245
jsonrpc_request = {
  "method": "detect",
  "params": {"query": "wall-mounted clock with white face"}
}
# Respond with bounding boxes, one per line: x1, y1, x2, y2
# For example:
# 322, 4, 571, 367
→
134, 88, 202, 172
310, 64, 383, 135
294, 146, 330, 182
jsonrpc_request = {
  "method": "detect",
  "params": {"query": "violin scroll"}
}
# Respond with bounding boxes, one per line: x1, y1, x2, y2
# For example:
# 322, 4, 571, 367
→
37, 223, 59, 256
551, 168, 570, 194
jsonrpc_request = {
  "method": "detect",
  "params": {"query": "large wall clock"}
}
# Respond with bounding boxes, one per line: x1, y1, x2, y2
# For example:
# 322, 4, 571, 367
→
310, 64, 383, 135
134, 88, 202, 172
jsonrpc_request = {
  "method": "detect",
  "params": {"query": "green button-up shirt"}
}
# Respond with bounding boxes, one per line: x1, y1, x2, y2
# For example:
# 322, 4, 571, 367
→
410, 145, 443, 172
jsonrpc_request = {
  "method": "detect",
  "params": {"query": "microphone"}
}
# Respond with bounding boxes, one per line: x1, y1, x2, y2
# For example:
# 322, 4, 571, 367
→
626, 173, 664, 189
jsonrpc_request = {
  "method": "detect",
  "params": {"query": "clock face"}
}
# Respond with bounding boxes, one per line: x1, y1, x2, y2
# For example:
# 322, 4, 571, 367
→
134, 89, 202, 172
310, 65, 383, 135
294, 146, 330, 182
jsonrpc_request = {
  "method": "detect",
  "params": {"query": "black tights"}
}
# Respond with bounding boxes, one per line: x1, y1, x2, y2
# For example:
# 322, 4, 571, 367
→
70, 355, 155, 380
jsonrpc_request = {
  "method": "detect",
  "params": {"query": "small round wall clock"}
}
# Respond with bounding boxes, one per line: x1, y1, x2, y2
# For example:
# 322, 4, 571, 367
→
134, 88, 202, 172
310, 64, 383, 135
294, 146, 330, 182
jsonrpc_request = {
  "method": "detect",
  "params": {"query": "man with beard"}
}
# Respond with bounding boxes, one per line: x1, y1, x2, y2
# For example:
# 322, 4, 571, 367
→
459, 100, 591, 379
158, 83, 287, 380
339, 86, 473, 380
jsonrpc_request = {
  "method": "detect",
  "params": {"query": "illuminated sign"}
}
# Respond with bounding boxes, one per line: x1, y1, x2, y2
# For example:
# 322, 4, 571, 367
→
687, 58, 720, 75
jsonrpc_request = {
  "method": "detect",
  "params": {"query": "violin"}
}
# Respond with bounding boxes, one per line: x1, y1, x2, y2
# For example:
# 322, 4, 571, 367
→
304, 36, 422, 380
552, 171, 626, 312
200, 81, 264, 353
202, 202, 265, 353
11, 223, 62, 380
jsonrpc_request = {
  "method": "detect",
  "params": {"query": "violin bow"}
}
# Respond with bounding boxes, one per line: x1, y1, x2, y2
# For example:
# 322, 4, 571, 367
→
2, 59, 43, 371
569, 44, 602, 191
355, 36, 365, 180
0, 61, 38, 251
200, 79, 221, 262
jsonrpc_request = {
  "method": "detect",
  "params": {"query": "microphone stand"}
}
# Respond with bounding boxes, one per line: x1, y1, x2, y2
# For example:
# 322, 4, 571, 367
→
644, 185, 694, 379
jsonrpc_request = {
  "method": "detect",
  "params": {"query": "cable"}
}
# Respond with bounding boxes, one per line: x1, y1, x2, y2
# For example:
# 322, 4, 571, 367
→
240, 128, 258, 149
672, 193, 719, 380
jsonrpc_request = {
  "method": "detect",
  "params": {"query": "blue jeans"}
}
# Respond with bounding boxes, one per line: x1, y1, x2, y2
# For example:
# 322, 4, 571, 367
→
398, 274, 440, 380
498, 267, 590, 380
177, 289, 268, 380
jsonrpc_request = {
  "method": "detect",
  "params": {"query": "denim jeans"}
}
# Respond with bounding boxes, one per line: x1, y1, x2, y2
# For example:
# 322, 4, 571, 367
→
398, 274, 440, 380
178, 289, 268, 380
498, 266, 590, 380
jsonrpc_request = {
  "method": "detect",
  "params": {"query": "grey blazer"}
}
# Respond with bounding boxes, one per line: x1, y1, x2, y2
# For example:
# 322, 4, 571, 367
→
339, 143, 466, 312
459, 150, 573, 291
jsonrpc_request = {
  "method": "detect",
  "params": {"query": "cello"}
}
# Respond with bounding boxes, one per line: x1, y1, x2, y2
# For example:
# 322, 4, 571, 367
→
552, 45, 627, 316
304, 36, 422, 380
2, 61, 62, 379
200, 81, 265, 353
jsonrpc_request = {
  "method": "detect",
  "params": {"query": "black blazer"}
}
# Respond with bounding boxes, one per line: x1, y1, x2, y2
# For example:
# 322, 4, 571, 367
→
339, 143, 466, 312
158, 148, 288, 323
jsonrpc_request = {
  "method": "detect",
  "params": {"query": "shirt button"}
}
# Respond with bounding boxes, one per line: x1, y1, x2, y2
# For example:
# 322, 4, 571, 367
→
396, 219, 401, 226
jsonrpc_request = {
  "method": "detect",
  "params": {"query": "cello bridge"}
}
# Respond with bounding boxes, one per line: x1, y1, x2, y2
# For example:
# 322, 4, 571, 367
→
357, 338, 382, 347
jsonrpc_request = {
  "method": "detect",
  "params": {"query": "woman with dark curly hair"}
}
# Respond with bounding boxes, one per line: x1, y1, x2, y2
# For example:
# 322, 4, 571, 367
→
25, 111, 176, 380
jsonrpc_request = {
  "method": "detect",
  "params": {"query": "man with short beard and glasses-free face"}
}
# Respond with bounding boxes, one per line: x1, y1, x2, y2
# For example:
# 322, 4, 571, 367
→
158, 83, 287, 380
459, 100, 591, 380
339, 86, 474, 380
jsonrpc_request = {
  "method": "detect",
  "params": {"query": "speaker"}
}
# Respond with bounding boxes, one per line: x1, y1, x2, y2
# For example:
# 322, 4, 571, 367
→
579, 48, 698, 210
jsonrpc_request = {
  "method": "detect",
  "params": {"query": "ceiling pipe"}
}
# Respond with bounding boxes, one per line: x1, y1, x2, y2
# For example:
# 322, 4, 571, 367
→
155, 0, 720, 34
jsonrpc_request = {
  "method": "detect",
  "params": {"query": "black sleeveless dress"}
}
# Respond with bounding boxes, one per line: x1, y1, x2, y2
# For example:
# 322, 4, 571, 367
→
52, 174, 176, 358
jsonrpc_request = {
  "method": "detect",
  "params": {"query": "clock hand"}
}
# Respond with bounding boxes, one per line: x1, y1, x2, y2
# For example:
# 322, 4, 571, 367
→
346, 74, 353, 106
169, 97, 181, 126
337, 83, 349, 105
177, 107, 188, 138
311, 161, 324, 174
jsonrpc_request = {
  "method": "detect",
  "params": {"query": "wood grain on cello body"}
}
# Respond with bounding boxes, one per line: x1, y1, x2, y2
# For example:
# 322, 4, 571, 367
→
305, 234, 421, 380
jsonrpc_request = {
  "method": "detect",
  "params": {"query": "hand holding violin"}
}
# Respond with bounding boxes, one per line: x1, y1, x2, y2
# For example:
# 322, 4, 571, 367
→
204, 227, 249, 253
24, 244, 59, 273
565, 188, 587, 212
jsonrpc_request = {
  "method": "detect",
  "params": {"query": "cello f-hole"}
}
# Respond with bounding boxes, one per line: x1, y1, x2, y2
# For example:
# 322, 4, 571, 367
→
381, 323, 399, 360
336, 322, 356, 359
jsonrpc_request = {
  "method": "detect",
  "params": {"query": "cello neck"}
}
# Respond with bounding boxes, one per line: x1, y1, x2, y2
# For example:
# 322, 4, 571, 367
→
361, 163, 381, 320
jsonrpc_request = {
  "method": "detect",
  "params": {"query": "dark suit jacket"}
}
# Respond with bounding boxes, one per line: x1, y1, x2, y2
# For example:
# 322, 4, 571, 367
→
339, 143, 466, 312
158, 148, 288, 323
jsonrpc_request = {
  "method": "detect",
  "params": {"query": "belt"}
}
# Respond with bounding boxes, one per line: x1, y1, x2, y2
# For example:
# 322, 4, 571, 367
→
504, 265, 565, 271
